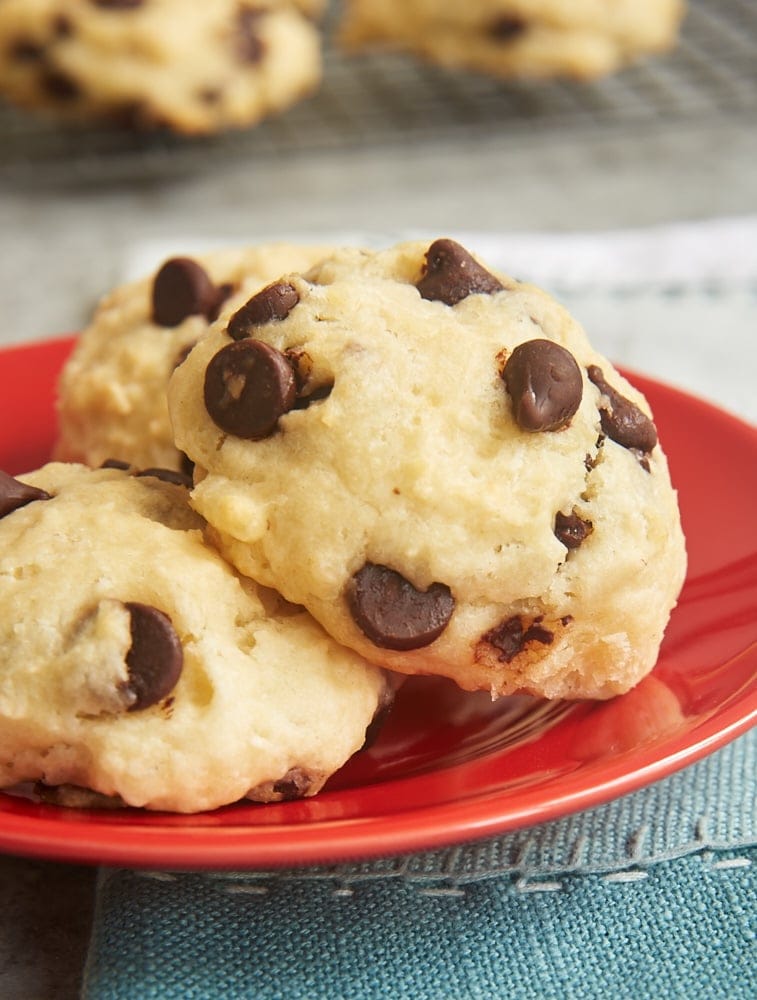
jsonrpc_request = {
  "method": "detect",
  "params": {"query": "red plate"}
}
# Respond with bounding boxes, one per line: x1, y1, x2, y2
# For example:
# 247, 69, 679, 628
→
0, 336, 755, 869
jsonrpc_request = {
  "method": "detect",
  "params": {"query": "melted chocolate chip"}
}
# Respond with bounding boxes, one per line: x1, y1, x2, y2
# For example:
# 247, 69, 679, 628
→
123, 602, 183, 711
9, 39, 45, 61
227, 281, 299, 341
236, 8, 266, 64
136, 467, 193, 488
180, 452, 195, 480
587, 366, 658, 453
271, 767, 315, 801
204, 339, 296, 439
100, 458, 132, 470
416, 239, 504, 306
91, 0, 144, 8
0, 471, 51, 519
482, 615, 554, 663
554, 510, 593, 550
41, 68, 80, 100
347, 563, 455, 651
503, 339, 583, 432
151, 257, 220, 328
489, 16, 528, 41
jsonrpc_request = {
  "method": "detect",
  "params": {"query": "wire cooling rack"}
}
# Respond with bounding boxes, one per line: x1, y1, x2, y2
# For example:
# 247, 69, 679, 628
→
0, 0, 755, 186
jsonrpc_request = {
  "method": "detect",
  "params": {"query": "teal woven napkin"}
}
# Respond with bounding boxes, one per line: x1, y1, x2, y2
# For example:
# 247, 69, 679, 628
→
82, 729, 755, 1000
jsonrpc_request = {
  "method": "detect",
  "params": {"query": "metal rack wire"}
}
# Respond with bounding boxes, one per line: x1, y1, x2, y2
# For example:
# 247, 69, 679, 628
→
0, 0, 755, 186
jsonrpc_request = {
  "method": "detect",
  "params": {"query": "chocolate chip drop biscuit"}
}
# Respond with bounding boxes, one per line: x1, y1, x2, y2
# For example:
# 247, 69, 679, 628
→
339, 0, 686, 80
55, 244, 333, 472
0, 463, 387, 812
0, 0, 322, 133
169, 238, 686, 700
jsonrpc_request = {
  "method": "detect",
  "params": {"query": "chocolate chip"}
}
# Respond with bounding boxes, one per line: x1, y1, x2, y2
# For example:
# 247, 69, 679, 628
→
416, 239, 504, 306
208, 282, 234, 322
41, 68, 80, 100
123, 602, 183, 711
554, 510, 593, 550
204, 339, 296, 439
136, 467, 193, 488
9, 39, 45, 61
489, 16, 528, 41
227, 282, 299, 341
151, 257, 220, 328
587, 366, 658, 453
271, 767, 315, 801
482, 615, 553, 663
179, 452, 195, 480
100, 458, 132, 470
52, 15, 74, 38
0, 471, 51, 519
91, 0, 144, 8
347, 563, 455, 651
503, 339, 583, 432
236, 8, 266, 64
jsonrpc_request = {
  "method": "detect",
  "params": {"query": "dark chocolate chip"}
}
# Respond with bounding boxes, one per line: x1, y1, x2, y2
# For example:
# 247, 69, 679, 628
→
503, 339, 583, 432
52, 15, 74, 38
227, 282, 300, 341
41, 68, 80, 100
489, 16, 528, 41
236, 8, 266, 64
347, 563, 455, 651
587, 366, 658, 453
208, 282, 234, 323
100, 458, 132, 470
554, 510, 593, 550
9, 39, 45, 61
271, 767, 315, 801
292, 382, 333, 410
151, 257, 219, 328
179, 452, 195, 480
136, 467, 193, 488
91, 0, 145, 8
482, 615, 554, 663
0, 471, 51, 519
123, 602, 183, 711
204, 339, 296, 439
416, 238, 504, 306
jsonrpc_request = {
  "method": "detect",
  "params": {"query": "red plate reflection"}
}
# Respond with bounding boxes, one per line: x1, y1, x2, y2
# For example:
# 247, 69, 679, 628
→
0, 336, 754, 869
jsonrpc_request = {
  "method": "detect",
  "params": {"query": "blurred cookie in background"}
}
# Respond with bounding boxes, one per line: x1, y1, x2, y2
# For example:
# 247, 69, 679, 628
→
338, 0, 687, 81
0, 0, 323, 134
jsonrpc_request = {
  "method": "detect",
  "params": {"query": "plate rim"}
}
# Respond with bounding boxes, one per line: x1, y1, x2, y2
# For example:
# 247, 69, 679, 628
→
0, 338, 755, 869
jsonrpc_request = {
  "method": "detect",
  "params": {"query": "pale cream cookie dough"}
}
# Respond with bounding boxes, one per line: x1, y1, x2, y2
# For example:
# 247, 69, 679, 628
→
0, 462, 388, 812
169, 238, 687, 701
338, 0, 686, 81
0, 0, 322, 134
55, 243, 334, 472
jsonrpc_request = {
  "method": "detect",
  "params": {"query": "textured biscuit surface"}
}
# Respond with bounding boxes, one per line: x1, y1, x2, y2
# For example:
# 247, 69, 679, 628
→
339, 0, 686, 80
0, 0, 322, 133
55, 244, 333, 472
169, 238, 687, 700
0, 463, 386, 812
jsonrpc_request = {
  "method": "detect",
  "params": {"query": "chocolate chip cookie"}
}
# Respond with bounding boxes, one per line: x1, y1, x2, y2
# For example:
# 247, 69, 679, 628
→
0, 462, 387, 812
339, 0, 686, 80
0, 0, 322, 133
55, 243, 333, 472
169, 238, 686, 700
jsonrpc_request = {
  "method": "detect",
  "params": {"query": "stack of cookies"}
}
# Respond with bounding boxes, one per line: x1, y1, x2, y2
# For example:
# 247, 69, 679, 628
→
0, 238, 687, 812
